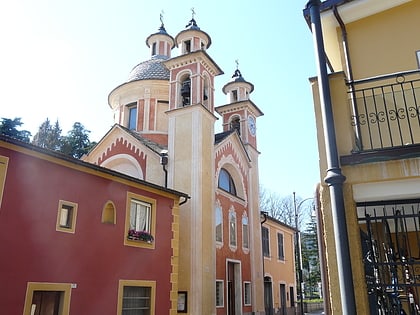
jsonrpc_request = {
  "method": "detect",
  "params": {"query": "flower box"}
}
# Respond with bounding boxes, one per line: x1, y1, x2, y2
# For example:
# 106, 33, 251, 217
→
127, 229, 154, 243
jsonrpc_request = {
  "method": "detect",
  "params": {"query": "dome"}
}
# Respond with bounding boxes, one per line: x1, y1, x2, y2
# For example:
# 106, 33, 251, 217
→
127, 55, 170, 82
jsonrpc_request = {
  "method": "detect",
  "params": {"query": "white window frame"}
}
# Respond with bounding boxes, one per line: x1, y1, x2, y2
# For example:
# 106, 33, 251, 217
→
277, 232, 285, 261
130, 199, 152, 233
229, 208, 237, 248
417, 50, 420, 68
244, 281, 252, 306
242, 214, 249, 250
215, 203, 223, 243
216, 280, 224, 307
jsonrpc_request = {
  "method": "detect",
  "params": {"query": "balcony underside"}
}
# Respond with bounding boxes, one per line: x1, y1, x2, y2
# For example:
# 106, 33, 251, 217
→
341, 143, 420, 165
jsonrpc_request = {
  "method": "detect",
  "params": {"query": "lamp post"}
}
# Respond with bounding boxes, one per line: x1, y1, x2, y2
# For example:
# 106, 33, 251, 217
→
293, 192, 314, 315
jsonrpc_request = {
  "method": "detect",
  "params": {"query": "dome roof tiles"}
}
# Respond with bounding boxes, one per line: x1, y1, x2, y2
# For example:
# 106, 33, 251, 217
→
127, 55, 170, 82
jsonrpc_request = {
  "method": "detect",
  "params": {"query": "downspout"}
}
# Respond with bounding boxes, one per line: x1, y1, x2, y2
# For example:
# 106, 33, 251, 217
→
333, 5, 363, 151
160, 153, 168, 188
306, 1, 357, 314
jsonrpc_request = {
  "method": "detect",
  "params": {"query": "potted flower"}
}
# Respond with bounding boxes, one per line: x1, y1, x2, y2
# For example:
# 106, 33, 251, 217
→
128, 229, 154, 243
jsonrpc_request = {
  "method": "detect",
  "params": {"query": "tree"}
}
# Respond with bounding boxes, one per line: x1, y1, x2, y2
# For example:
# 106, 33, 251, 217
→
259, 186, 311, 227
0, 117, 31, 143
301, 214, 321, 298
61, 122, 94, 159
32, 118, 62, 150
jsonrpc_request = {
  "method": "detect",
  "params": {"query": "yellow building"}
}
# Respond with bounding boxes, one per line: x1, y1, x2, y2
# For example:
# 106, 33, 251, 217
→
304, 0, 420, 314
261, 215, 296, 315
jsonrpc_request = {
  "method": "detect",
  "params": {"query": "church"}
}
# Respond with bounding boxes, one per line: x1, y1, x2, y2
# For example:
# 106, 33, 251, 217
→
83, 13, 265, 315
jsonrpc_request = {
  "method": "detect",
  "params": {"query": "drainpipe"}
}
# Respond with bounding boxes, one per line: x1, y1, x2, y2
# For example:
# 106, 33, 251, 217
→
305, 1, 357, 314
160, 153, 168, 188
333, 6, 362, 151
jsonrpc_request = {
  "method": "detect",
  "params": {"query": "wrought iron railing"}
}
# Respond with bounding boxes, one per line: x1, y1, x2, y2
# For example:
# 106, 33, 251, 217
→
348, 70, 420, 152
358, 199, 420, 314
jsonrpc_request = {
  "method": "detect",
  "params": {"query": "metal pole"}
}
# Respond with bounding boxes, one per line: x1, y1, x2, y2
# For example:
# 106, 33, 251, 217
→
306, 1, 357, 314
293, 192, 304, 315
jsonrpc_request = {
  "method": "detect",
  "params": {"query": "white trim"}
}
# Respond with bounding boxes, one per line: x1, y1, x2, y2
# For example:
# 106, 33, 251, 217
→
353, 178, 420, 202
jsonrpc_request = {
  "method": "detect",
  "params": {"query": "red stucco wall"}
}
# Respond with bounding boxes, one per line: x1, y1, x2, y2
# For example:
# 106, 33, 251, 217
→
0, 145, 175, 314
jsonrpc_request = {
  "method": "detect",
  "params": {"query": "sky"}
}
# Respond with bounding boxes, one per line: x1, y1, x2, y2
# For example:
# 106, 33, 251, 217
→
0, 0, 320, 200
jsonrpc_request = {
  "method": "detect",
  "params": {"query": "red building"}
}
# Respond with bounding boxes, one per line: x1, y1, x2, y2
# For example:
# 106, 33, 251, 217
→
0, 135, 188, 314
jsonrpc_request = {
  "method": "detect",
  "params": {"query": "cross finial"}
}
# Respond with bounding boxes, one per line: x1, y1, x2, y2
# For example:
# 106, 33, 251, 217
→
191, 7, 196, 19
160, 10, 164, 25
235, 59, 239, 70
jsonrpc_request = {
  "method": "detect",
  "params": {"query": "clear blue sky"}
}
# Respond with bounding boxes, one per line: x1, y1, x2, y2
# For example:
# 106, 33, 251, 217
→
0, 0, 320, 199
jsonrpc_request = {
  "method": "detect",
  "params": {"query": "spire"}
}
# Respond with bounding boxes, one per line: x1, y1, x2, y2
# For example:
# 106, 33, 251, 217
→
185, 7, 200, 30
158, 10, 168, 33
145, 11, 175, 58
222, 61, 254, 102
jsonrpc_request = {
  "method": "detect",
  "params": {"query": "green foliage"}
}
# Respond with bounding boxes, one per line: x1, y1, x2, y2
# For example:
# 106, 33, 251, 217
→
32, 118, 62, 150
0, 117, 31, 143
60, 122, 94, 159
301, 214, 321, 297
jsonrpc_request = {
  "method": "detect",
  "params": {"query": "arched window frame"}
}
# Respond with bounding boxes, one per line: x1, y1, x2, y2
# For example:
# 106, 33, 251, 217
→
229, 115, 241, 135
177, 71, 192, 108
215, 200, 223, 244
218, 168, 237, 196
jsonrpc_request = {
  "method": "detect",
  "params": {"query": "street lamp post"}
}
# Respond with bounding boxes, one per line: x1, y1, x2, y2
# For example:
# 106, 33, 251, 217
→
293, 192, 314, 315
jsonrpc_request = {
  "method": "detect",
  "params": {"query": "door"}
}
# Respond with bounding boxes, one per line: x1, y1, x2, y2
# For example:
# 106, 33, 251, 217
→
264, 277, 273, 315
228, 262, 236, 315
31, 291, 61, 315
280, 284, 286, 315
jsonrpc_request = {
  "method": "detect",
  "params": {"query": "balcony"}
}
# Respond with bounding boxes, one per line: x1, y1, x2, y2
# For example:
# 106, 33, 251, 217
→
341, 70, 420, 165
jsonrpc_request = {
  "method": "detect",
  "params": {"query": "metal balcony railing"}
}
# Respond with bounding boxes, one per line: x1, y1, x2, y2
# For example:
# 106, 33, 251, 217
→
348, 70, 420, 152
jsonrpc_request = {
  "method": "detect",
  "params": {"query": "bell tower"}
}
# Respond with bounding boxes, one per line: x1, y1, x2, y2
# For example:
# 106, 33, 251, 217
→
216, 65, 263, 150
164, 11, 223, 315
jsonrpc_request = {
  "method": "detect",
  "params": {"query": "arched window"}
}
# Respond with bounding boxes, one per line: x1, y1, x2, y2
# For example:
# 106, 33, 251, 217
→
215, 203, 223, 243
229, 209, 237, 247
242, 214, 249, 249
218, 168, 237, 196
180, 76, 191, 107
230, 116, 241, 135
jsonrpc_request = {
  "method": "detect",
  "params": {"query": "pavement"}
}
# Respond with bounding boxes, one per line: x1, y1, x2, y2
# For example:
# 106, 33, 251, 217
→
305, 311, 324, 315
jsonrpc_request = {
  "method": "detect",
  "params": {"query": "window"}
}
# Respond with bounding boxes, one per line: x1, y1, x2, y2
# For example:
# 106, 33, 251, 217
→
118, 280, 155, 315
130, 199, 151, 233
102, 201, 116, 224
229, 209, 237, 247
0, 155, 9, 208
180, 79, 191, 106
417, 50, 420, 68
152, 42, 156, 56
125, 193, 156, 248
277, 232, 284, 260
215, 203, 223, 243
232, 90, 238, 102
23, 282, 71, 315
183, 40, 191, 53
290, 286, 295, 307
216, 280, 224, 307
56, 200, 77, 233
242, 214, 249, 249
218, 168, 236, 196
128, 103, 137, 130
230, 117, 241, 135
244, 282, 251, 306
262, 226, 270, 257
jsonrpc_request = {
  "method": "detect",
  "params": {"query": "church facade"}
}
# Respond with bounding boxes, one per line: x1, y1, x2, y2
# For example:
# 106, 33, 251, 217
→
84, 15, 265, 315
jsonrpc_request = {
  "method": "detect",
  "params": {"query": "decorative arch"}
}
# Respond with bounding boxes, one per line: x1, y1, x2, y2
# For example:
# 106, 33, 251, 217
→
102, 200, 116, 224
101, 153, 144, 179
